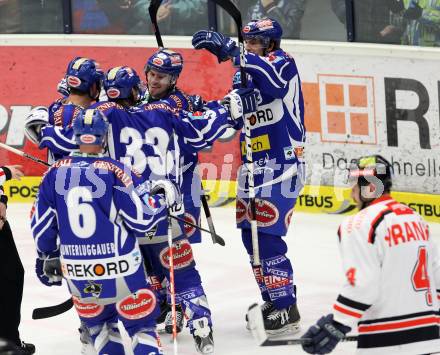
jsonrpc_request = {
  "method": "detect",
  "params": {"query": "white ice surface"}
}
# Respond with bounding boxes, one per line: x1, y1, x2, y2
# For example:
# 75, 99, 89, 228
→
8, 203, 440, 355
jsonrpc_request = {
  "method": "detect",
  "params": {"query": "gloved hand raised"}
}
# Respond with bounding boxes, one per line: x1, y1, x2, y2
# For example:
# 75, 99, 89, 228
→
192, 30, 239, 63
301, 314, 351, 354
35, 250, 62, 287
150, 179, 184, 216
222, 88, 259, 121
24, 106, 49, 145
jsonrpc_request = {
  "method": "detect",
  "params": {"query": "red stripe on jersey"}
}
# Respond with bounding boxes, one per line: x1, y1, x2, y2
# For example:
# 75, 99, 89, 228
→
368, 210, 388, 243
0, 170, 4, 177
358, 316, 439, 333
333, 304, 362, 318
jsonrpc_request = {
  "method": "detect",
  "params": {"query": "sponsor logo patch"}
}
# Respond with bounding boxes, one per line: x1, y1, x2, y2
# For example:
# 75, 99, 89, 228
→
116, 289, 156, 320
236, 198, 247, 223
250, 200, 279, 227
285, 208, 294, 229
184, 212, 196, 237
80, 134, 97, 144
283, 146, 296, 160
73, 296, 104, 318
159, 239, 194, 269
67, 76, 81, 87
241, 134, 271, 155
152, 57, 164, 66
106, 88, 121, 99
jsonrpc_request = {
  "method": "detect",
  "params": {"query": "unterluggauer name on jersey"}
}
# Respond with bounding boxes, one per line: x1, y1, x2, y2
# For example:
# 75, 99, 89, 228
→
60, 242, 116, 257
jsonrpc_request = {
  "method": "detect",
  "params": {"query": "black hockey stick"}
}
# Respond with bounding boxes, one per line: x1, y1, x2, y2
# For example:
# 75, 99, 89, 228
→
209, 0, 259, 258
32, 298, 73, 320
149, 0, 164, 48
149, 0, 224, 247
0, 142, 49, 167
246, 303, 358, 346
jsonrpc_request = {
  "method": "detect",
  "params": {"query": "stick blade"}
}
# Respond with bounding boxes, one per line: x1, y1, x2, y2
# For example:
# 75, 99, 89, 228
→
32, 298, 73, 320
246, 303, 268, 346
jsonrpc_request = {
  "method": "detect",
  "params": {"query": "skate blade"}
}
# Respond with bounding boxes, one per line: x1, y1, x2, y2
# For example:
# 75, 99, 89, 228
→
265, 322, 300, 336
198, 344, 214, 354
81, 343, 97, 355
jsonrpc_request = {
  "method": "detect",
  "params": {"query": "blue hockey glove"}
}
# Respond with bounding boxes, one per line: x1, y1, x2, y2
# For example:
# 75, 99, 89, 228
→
192, 30, 239, 63
188, 94, 205, 112
35, 250, 62, 287
223, 88, 259, 121
301, 314, 351, 354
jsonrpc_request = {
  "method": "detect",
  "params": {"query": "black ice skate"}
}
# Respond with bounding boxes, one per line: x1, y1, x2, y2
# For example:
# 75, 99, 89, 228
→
164, 304, 184, 334
263, 303, 300, 336
245, 301, 275, 330
192, 317, 214, 354
18, 341, 36, 355
156, 299, 171, 325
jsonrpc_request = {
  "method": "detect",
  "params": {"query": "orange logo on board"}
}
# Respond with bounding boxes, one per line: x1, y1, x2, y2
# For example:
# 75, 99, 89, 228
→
303, 74, 376, 145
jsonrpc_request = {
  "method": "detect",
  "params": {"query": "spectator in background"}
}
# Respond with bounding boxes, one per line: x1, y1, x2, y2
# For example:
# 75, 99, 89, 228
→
331, 0, 403, 44
397, 0, 440, 46
0, 0, 21, 33
245, 0, 306, 39
0, 165, 35, 354
92, 0, 207, 35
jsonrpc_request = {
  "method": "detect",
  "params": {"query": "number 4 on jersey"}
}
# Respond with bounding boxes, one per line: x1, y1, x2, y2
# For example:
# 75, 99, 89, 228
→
411, 246, 433, 306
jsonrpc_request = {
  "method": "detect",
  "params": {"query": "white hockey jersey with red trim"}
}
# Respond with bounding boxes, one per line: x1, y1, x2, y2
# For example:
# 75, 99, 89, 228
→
333, 195, 440, 354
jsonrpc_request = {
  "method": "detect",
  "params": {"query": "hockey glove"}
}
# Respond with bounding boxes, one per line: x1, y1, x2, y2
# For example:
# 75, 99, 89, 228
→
24, 106, 49, 145
188, 94, 205, 112
301, 314, 351, 354
57, 77, 70, 97
192, 30, 239, 63
223, 88, 259, 121
150, 179, 184, 216
35, 250, 62, 287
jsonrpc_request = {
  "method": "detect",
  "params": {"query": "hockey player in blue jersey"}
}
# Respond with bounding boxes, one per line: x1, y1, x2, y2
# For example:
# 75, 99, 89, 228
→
95, 66, 256, 354
25, 57, 104, 164
145, 49, 204, 245
143, 49, 212, 334
192, 18, 306, 334
30, 109, 174, 355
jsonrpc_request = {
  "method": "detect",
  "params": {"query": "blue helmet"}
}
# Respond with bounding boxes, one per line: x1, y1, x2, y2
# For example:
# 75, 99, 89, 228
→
73, 109, 108, 146
104, 66, 141, 100
145, 49, 184, 77
242, 18, 283, 46
65, 57, 104, 94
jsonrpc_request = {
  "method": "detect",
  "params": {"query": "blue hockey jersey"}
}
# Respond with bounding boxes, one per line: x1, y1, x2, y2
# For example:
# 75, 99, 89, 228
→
39, 98, 83, 163
233, 49, 306, 191
31, 154, 167, 303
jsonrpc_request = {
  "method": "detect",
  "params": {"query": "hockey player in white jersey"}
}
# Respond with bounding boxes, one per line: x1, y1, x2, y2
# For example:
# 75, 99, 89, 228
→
302, 155, 440, 355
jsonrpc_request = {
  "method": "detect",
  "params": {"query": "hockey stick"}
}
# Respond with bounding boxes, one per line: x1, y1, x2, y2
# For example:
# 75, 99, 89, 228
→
246, 303, 358, 346
148, 0, 164, 48
148, 0, 224, 247
170, 214, 225, 242
32, 298, 73, 320
209, 0, 259, 261
0, 142, 49, 167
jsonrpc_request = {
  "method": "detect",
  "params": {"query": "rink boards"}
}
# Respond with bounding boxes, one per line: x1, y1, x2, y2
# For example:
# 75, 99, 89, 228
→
4, 177, 440, 223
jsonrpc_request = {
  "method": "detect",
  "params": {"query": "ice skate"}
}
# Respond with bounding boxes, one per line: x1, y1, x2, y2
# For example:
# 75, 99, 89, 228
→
192, 317, 214, 354
264, 303, 300, 336
164, 304, 184, 334
246, 301, 275, 330
79, 323, 96, 355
